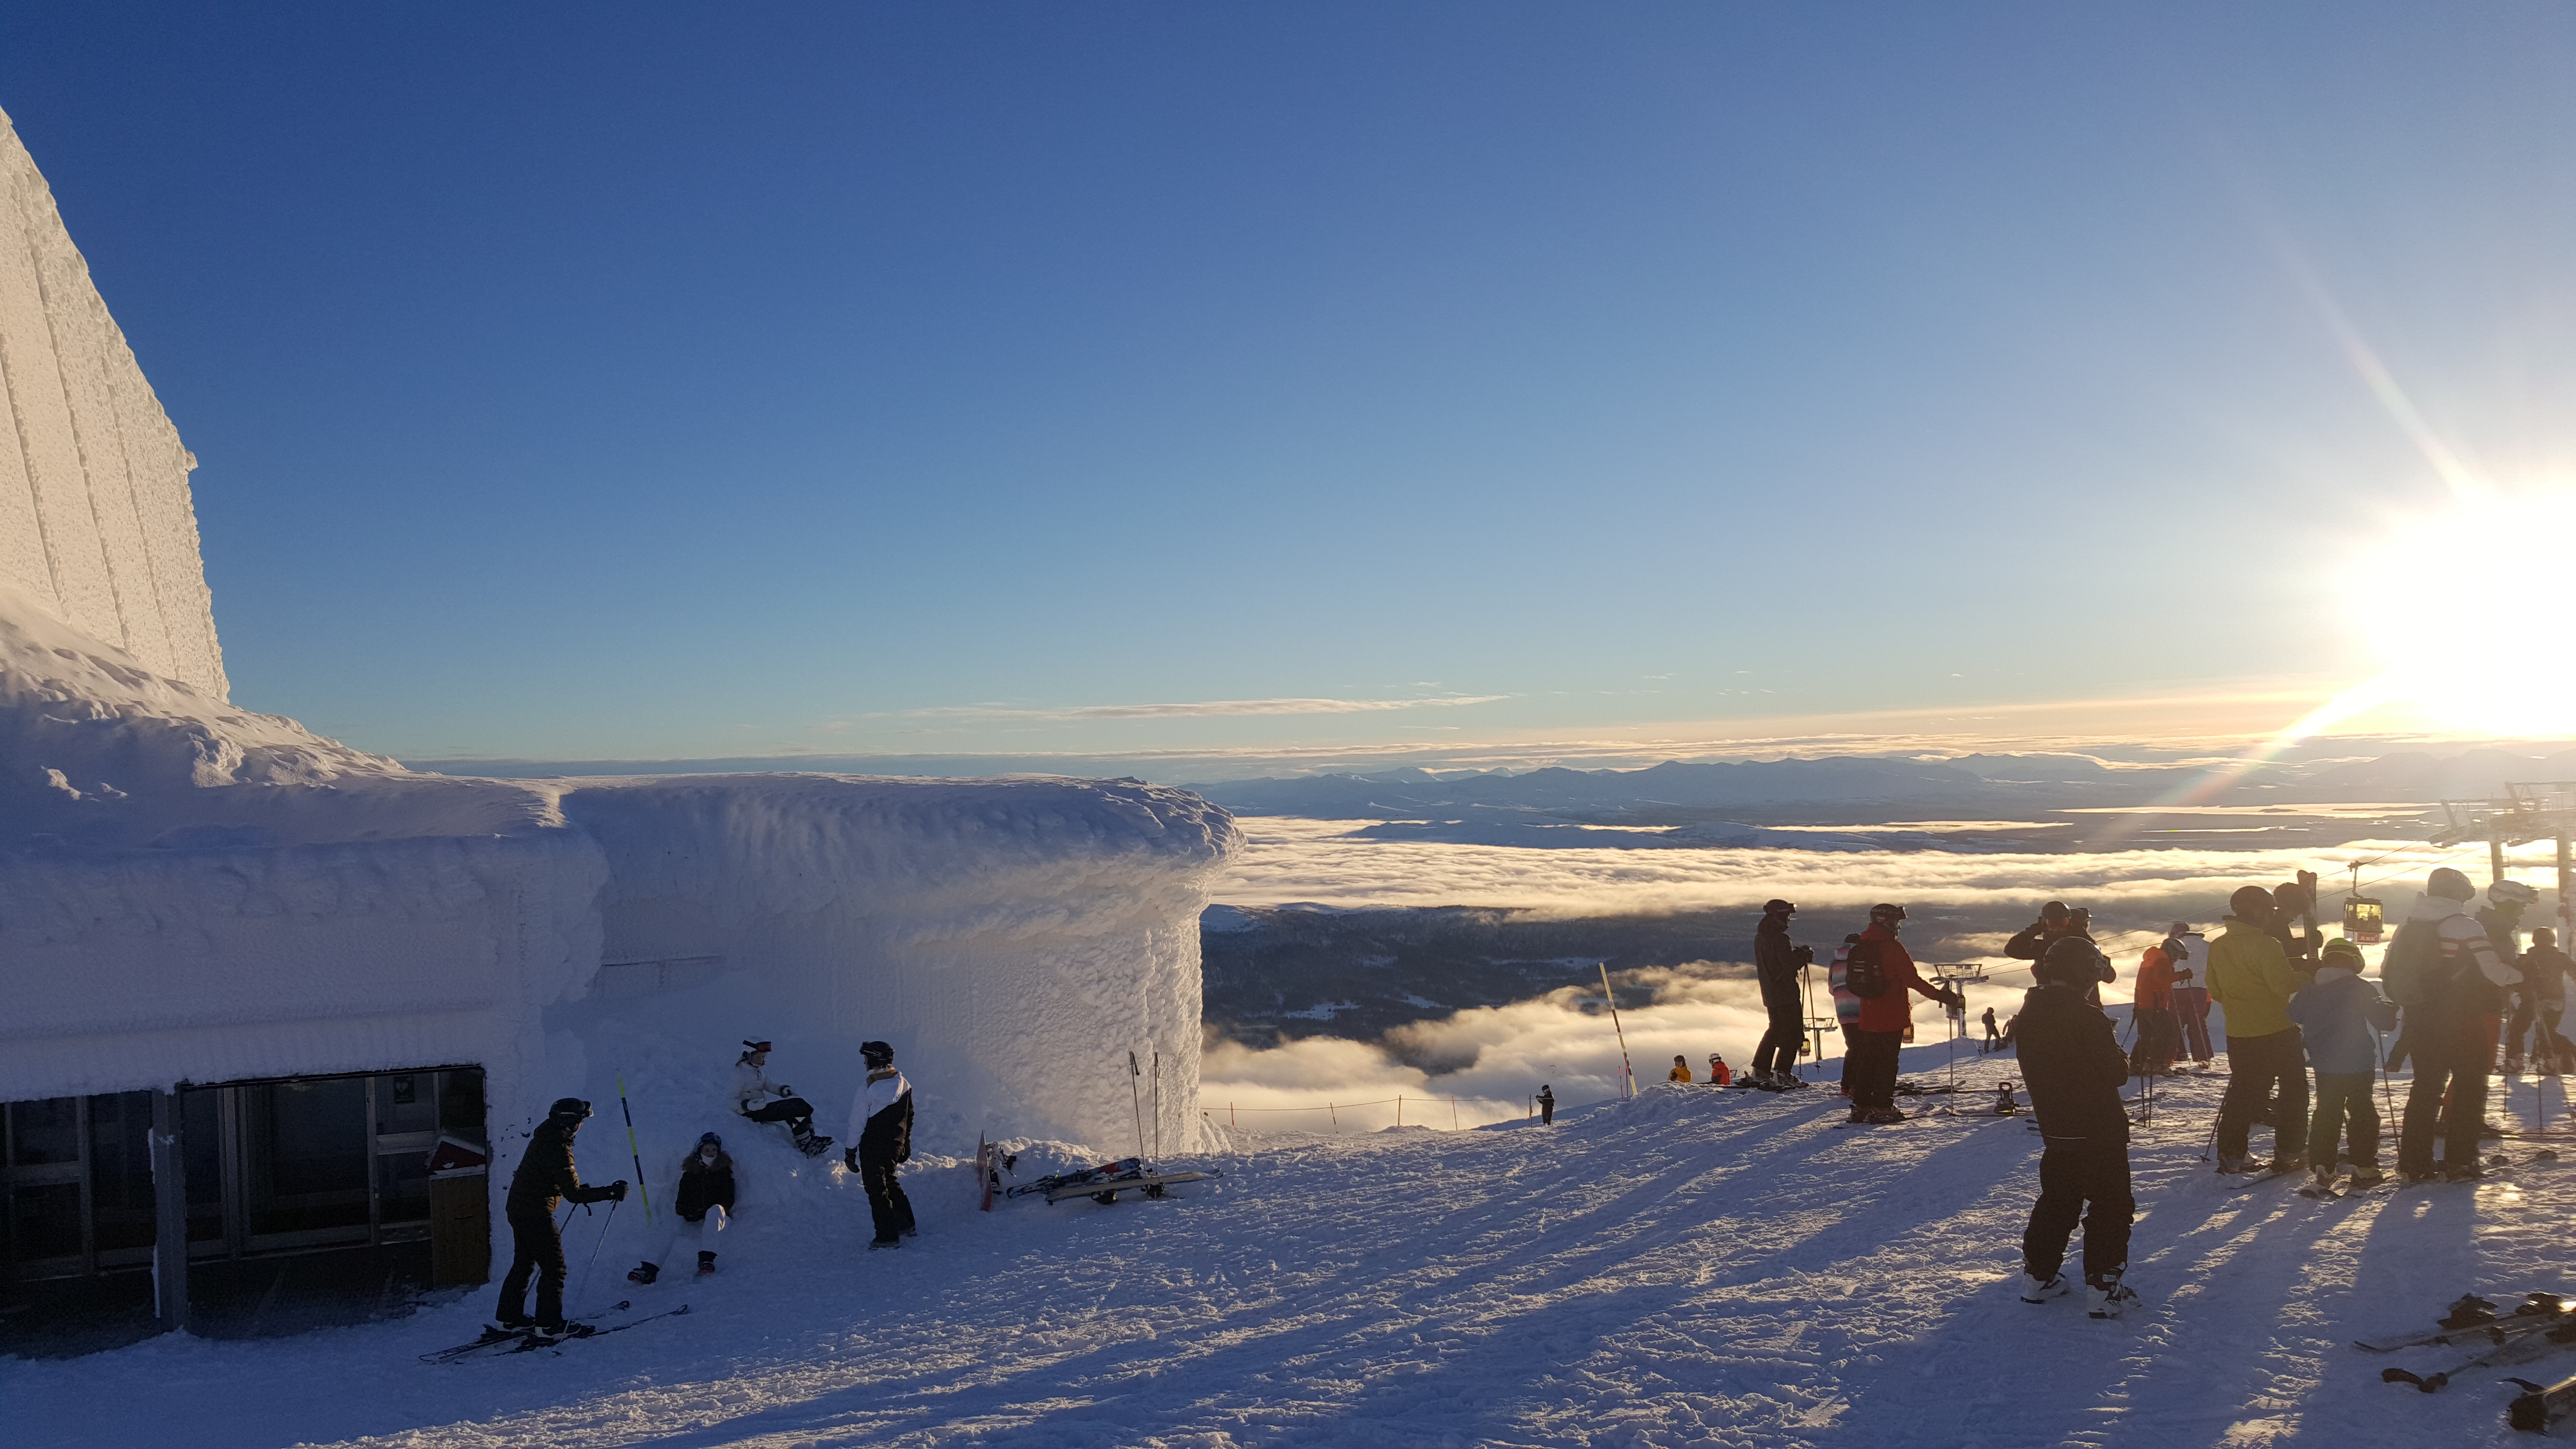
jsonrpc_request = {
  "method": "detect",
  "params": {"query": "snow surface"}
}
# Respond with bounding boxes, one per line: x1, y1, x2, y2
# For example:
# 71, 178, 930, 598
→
10, 1041, 2569, 1448
0, 106, 226, 699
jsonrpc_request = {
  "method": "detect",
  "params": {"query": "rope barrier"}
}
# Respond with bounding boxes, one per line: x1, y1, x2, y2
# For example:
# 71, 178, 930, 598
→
1201, 1094, 1483, 1128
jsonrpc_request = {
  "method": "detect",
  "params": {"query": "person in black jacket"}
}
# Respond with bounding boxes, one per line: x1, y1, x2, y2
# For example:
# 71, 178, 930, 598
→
496, 1097, 626, 1333
2015, 937, 2138, 1320
1750, 900, 1813, 1088
629, 1132, 737, 1284
843, 1040, 917, 1249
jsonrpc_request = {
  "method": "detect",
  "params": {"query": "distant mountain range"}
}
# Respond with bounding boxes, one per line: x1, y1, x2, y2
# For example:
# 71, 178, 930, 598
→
1190, 746, 2576, 823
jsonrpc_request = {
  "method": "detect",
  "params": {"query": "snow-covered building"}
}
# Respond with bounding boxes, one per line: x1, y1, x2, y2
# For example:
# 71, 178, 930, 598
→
0, 106, 1235, 1326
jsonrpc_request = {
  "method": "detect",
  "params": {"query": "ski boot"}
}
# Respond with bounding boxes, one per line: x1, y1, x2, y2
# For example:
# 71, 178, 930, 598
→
2021, 1272, 2072, 1304
2088, 1271, 2138, 1320
2346, 1164, 2386, 1189
697, 1251, 717, 1276
627, 1259, 660, 1286
1866, 1107, 1907, 1125
534, 1321, 597, 1342
868, 1236, 901, 1252
1845, 1106, 1871, 1125
2447, 1161, 2487, 1182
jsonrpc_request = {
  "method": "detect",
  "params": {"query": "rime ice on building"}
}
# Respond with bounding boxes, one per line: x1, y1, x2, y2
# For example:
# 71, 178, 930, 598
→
0, 106, 1234, 1337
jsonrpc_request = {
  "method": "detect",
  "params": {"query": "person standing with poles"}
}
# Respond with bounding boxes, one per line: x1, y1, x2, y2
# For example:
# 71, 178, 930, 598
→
1844, 904, 1965, 1125
2016, 936, 2138, 1319
1536, 1084, 1555, 1126
2208, 886, 2308, 1174
1751, 900, 1813, 1089
2163, 924, 2214, 1068
845, 1040, 917, 1250
2391, 869, 2519, 1182
494, 1098, 626, 1337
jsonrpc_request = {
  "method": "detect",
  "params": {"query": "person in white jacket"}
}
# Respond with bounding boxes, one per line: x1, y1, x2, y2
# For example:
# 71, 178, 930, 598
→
733, 1040, 833, 1157
2394, 870, 2519, 1182
844, 1040, 916, 1249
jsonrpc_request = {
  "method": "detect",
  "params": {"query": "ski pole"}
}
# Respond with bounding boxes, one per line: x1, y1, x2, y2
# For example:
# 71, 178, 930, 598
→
1153, 1050, 1162, 1159
617, 1074, 653, 1224
1128, 1051, 1146, 1161
578, 1196, 618, 1304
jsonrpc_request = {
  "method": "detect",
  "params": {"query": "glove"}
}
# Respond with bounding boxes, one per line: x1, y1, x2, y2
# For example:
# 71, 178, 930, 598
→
777, 1085, 793, 1097
609, 1179, 628, 1202
843, 1147, 859, 1173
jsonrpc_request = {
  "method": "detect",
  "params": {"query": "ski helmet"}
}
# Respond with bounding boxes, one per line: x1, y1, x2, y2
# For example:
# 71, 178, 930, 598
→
2036, 935, 2105, 987
1868, 903, 1907, 924
860, 1040, 895, 1069
2040, 901, 2070, 922
1763, 898, 1796, 916
2428, 867, 2477, 901
2320, 938, 2364, 969
2228, 885, 2276, 921
2490, 880, 2542, 909
547, 1097, 591, 1125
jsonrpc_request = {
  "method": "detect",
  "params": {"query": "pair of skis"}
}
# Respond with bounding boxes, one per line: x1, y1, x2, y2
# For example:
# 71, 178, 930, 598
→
419, 1301, 690, 1364
2358, 1294, 2576, 1395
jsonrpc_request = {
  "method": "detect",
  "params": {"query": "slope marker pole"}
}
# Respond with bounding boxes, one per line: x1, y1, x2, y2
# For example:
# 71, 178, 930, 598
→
1600, 963, 1636, 1100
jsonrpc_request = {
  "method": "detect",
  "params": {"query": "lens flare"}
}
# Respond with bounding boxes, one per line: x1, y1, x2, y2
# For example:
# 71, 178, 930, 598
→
2341, 488, 2576, 738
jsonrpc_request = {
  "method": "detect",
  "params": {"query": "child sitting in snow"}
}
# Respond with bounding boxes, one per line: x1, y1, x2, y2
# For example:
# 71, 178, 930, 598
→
630, 1132, 737, 1284
2015, 936, 2137, 1319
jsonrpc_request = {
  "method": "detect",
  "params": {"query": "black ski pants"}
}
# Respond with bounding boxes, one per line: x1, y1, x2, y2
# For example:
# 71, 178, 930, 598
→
859, 1148, 915, 1244
743, 1097, 816, 1129
1538, 1098, 1554, 1125
1754, 1014, 1804, 1079
2399, 1015, 2491, 1176
2023, 1138, 2133, 1286
2306, 1072, 2379, 1173
496, 1205, 567, 1328
2218, 1026, 2307, 1162
1847, 1029, 1903, 1111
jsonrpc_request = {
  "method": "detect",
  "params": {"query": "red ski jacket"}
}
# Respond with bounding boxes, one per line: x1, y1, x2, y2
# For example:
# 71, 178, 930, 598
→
1853, 923, 1947, 1033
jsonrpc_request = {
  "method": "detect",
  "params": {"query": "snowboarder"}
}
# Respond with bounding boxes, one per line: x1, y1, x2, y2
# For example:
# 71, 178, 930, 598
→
844, 1040, 916, 1249
629, 1132, 736, 1285
2015, 936, 2137, 1319
735, 1040, 834, 1157
2394, 869, 2518, 1182
2207, 886, 2308, 1174
1751, 899, 1811, 1089
1536, 1085, 1555, 1125
1708, 1054, 1731, 1086
495, 1097, 627, 1336
1667, 1054, 1692, 1083
2286, 938, 2395, 1191
1844, 905, 1965, 1125
1980, 1005, 2003, 1054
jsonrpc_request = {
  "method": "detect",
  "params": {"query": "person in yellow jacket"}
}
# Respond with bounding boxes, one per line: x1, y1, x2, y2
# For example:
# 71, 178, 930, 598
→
1668, 1054, 1693, 1083
2207, 885, 2310, 1173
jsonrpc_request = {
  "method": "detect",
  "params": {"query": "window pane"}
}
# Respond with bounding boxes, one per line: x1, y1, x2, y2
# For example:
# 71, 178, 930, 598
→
9, 1182, 82, 1261
88, 1092, 156, 1253
10, 1098, 80, 1167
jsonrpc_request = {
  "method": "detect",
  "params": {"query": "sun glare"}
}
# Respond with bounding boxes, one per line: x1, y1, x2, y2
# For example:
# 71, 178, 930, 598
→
2340, 488, 2576, 738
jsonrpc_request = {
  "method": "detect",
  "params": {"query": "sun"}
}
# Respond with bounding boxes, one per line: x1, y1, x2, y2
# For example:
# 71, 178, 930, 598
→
2339, 487, 2576, 739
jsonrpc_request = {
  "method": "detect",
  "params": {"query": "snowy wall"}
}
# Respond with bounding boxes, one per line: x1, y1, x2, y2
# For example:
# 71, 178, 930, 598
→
554, 774, 1238, 1156
0, 105, 225, 700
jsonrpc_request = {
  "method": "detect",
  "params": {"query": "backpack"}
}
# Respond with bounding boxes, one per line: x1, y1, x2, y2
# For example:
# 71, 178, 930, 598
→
2378, 919, 2445, 1009
1845, 937, 1890, 998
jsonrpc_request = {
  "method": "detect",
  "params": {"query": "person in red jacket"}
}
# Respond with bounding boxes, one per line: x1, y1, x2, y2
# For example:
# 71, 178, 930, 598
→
2130, 938, 2182, 1076
1845, 904, 1965, 1124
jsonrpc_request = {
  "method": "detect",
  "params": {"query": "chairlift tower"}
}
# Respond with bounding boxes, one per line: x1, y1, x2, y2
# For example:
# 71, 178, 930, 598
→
2430, 782, 2576, 948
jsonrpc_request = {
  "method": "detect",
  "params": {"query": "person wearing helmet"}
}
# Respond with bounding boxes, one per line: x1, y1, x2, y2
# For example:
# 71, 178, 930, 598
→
496, 1097, 627, 1335
2015, 934, 2138, 1319
2514, 927, 2576, 1073
2394, 869, 2520, 1181
2206, 885, 2309, 1174
1708, 1053, 1732, 1086
845, 1040, 917, 1249
2269, 877, 2324, 972
1751, 900, 1812, 1089
2004, 902, 2076, 975
2163, 924, 2215, 1066
2483, 881, 2542, 1071
2286, 939, 2396, 1191
2130, 936, 2183, 1077
1843, 904, 1966, 1125
734, 1041, 834, 1157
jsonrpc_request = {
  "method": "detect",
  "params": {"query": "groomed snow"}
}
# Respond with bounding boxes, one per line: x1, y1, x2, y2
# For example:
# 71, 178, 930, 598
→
9, 1044, 2566, 1448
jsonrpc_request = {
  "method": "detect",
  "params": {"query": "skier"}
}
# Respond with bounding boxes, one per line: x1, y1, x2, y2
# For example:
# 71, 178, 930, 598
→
629, 1132, 736, 1285
1827, 933, 1864, 1096
2513, 927, 2576, 1072
2485, 881, 2542, 1070
2393, 869, 2518, 1182
494, 1098, 627, 1336
2129, 936, 2182, 1076
844, 1040, 917, 1249
2286, 939, 2395, 1191
1751, 899, 1811, 1089
2164, 924, 2214, 1067
2015, 935, 2137, 1319
1668, 1054, 1692, 1083
1536, 1084, 1555, 1125
1708, 1053, 1731, 1086
2208, 886, 2308, 1173
735, 1040, 834, 1157
1980, 1005, 2003, 1054
1843, 905, 1966, 1125
2004, 901, 2077, 971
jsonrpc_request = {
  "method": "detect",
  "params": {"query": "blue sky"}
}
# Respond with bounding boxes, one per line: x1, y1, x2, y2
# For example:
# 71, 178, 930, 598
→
4, 4, 2571, 767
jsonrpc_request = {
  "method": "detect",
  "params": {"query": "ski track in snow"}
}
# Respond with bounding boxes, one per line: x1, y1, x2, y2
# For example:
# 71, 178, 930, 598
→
9, 1056, 2572, 1449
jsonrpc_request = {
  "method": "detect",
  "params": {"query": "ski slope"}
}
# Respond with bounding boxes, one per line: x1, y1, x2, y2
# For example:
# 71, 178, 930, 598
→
9, 1046, 2570, 1448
